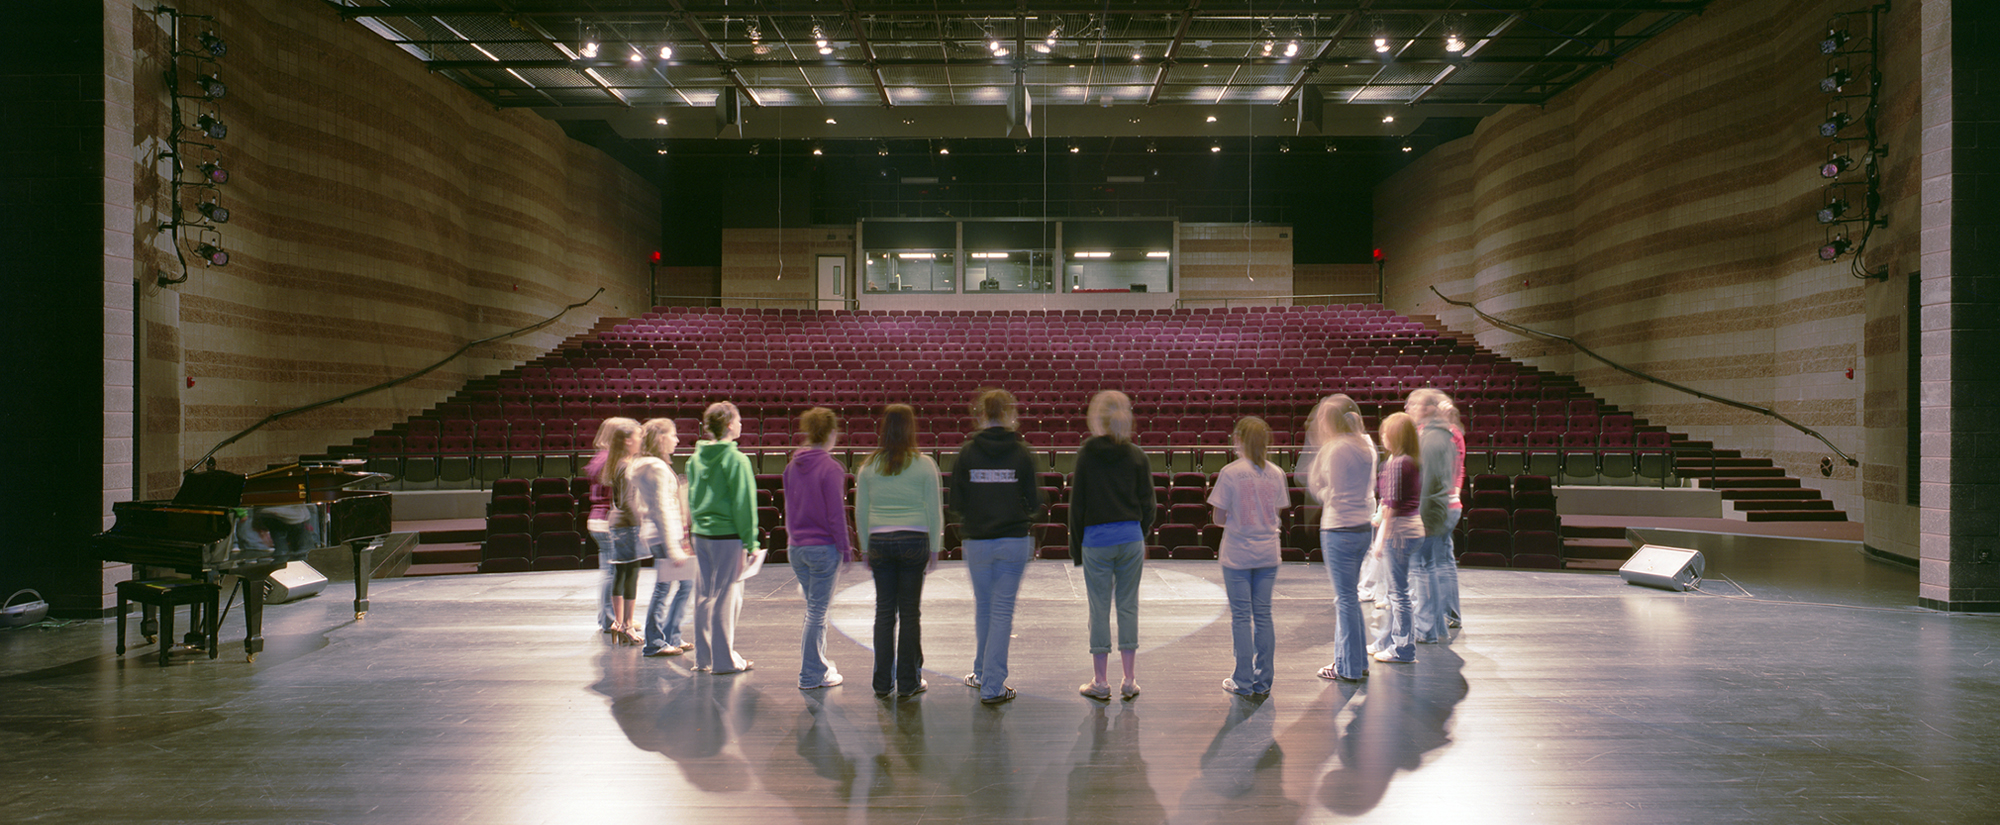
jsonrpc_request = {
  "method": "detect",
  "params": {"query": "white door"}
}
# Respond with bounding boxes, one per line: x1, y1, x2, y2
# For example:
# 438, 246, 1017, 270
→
816, 255, 846, 310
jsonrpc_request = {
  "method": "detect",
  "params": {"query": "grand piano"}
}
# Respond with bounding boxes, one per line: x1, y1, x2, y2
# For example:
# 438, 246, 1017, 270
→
92, 461, 393, 662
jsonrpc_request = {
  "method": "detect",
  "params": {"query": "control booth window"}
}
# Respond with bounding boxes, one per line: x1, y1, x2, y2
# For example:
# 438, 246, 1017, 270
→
864, 251, 957, 293
966, 250, 1055, 293
1066, 248, 1172, 294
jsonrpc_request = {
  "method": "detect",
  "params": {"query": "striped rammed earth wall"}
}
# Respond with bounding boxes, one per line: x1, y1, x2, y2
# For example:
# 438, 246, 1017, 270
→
1375, 0, 1923, 559
125, 0, 659, 498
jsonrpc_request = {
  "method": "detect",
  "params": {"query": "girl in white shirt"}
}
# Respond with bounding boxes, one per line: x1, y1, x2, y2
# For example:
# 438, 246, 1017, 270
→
1210, 416, 1289, 696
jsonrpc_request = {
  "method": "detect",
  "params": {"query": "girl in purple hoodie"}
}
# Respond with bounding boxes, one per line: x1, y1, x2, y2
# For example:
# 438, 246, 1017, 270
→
783, 407, 853, 690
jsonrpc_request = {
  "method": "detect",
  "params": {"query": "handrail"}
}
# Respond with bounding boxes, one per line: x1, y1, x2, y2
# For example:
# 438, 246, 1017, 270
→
1430, 286, 1858, 467
186, 288, 607, 474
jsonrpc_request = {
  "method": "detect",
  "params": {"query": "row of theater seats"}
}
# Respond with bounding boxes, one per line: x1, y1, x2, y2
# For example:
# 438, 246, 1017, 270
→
477, 470, 1571, 572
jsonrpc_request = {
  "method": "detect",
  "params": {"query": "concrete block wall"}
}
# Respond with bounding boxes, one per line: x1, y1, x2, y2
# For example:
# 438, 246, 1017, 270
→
1375, 0, 1925, 554
126, 0, 659, 496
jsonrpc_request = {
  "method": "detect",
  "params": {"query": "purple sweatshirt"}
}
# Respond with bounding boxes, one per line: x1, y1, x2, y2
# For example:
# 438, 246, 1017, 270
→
783, 447, 854, 561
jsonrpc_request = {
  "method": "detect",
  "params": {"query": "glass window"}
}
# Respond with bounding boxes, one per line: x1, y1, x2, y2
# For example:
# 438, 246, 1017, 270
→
1065, 248, 1172, 293
863, 251, 957, 293
965, 250, 1054, 293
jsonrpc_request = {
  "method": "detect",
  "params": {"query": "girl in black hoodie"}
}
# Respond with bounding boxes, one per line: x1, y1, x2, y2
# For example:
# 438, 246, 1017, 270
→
948, 389, 1042, 704
1069, 390, 1156, 700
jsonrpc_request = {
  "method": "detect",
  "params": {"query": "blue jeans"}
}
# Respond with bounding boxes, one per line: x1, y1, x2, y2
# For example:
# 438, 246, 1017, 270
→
1322, 528, 1372, 679
591, 527, 616, 630
867, 531, 931, 694
642, 543, 693, 655
1082, 541, 1145, 654
789, 544, 843, 687
1410, 507, 1463, 641
692, 535, 749, 673
1222, 564, 1278, 694
964, 536, 1032, 699
1371, 532, 1418, 661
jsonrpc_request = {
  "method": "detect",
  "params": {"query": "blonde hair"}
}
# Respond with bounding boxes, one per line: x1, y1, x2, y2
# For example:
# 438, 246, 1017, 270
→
1406, 388, 1460, 432
701, 401, 740, 440
798, 407, 838, 446
1233, 416, 1272, 470
593, 416, 640, 450
971, 387, 1018, 429
1380, 412, 1420, 459
639, 418, 677, 458
866, 404, 921, 476
593, 418, 643, 487
1086, 390, 1134, 444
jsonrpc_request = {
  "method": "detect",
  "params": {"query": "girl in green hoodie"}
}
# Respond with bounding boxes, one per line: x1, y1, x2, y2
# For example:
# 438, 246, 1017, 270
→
685, 401, 759, 675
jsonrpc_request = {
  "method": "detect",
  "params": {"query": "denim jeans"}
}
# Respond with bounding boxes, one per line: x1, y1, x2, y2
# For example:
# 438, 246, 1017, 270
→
964, 536, 1032, 699
1322, 528, 1372, 679
1410, 507, 1463, 642
1222, 564, 1278, 694
591, 527, 616, 630
867, 531, 931, 694
1371, 532, 1418, 661
642, 542, 692, 655
789, 544, 843, 688
692, 535, 749, 673
1082, 541, 1145, 654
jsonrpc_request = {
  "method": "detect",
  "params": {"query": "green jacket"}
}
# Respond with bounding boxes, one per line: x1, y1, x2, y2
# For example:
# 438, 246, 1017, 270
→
686, 439, 760, 551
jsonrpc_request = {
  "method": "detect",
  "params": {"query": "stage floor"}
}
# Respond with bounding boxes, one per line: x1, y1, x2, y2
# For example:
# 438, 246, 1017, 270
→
4, 538, 1996, 824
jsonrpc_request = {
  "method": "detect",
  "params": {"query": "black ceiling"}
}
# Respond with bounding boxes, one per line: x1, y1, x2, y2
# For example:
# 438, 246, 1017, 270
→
332, 1, 1709, 143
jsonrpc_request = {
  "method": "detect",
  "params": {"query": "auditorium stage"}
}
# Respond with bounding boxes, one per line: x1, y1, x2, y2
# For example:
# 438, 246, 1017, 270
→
3, 535, 1995, 824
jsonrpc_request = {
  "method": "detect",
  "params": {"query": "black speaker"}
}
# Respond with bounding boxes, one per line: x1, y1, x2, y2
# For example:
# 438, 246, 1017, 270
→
1296, 85, 1325, 135
1619, 544, 1704, 591
715, 87, 742, 138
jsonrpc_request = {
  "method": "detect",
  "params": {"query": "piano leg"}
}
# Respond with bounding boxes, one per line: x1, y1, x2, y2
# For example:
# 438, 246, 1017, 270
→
242, 571, 267, 663
350, 538, 373, 619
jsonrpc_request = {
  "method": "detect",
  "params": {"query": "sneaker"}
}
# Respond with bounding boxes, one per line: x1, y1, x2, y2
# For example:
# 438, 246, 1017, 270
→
1078, 682, 1112, 700
897, 679, 929, 698
1371, 649, 1414, 663
963, 672, 982, 688
801, 673, 844, 690
643, 646, 684, 657
1222, 678, 1251, 696
1446, 617, 1462, 629
980, 687, 1017, 705
1120, 681, 1141, 700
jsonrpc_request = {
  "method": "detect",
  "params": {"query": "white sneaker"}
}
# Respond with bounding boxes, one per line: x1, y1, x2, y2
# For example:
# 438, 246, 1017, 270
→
963, 672, 981, 688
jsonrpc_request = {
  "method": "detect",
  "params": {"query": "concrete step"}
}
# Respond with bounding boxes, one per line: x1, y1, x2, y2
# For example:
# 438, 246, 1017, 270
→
412, 542, 482, 565
1731, 499, 1835, 511
1704, 478, 1804, 489
1720, 488, 1824, 500
1562, 537, 1635, 560
1745, 510, 1848, 522
404, 562, 480, 577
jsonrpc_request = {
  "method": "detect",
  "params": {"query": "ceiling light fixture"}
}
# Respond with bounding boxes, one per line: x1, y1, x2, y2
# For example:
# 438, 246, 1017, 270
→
1372, 19, 1390, 53
811, 144, 823, 156
197, 31, 226, 58
196, 73, 225, 99
1817, 199, 1848, 224
1210, 143, 1222, 153
659, 44, 673, 59
1821, 28, 1850, 54
200, 161, 228, 184
655, 116, 668, 125
1819, 236, 1851, 260
1820, 111, 1852, 137
579, 23, 599, 59
1821, 68, 1852, 93
1821, 154, 1853, 177
1445, 14, 1465, 53
198, 201, 229, 223
1382, 114, 1395, 124
1284, 38, 1300, 58
195, 114, 226, 139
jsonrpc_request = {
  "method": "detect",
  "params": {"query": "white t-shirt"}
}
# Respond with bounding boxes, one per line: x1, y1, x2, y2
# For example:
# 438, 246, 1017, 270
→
1313, 436, 1378, 530
1208, 458, 1289, 569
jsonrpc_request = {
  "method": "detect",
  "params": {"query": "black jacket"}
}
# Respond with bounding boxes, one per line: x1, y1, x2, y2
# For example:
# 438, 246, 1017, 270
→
1068, 435, 1156, 563
949, 427, 1042, 540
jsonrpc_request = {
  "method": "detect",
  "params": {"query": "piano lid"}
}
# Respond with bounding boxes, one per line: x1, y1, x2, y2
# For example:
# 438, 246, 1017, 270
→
172, 470, 248, 508
242, 462, 390, 505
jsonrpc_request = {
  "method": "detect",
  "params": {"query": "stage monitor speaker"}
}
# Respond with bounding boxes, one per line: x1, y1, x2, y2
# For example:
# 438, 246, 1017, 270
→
715, 88, 742, 138
266, 561, 329, 604
1006, 76, 1033, 138
1619, 544, 1704, 591
1297, 85, 1325, 135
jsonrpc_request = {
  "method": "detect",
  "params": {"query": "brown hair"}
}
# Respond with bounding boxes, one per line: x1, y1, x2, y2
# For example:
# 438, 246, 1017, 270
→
1233, 416, 1272, 470
866, 404, 921, 476
971, 387, 1018, 429
1380, 412, 1420, 460
701, 401, 740, 440
593, 418, 642, 487
798, 406, 838, 446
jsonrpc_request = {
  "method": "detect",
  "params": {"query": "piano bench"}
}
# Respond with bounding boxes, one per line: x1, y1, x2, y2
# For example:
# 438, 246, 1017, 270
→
116, 578, 220, 667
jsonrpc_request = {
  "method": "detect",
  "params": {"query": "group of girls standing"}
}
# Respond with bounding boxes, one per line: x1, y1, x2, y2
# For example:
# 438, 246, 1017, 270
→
583, 385, 1465, 700
587, 403, 759, 674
